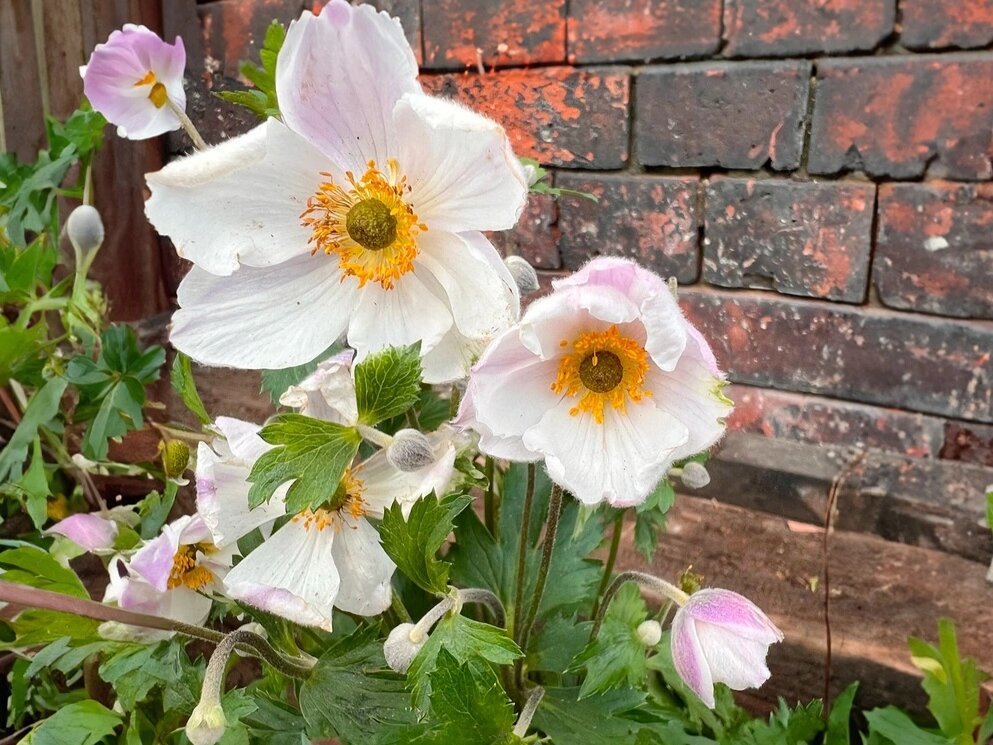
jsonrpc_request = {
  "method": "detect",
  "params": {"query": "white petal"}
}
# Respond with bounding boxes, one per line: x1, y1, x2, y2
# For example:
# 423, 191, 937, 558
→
276, 0, 420, 170
347, 272, 452, 361
223, 518, 340, 631
279, 356, 358, 425
171, 256, 357, 370
420, 326, 488, 384
146, 119, 331, 275
357, 429, 458, 517
696, 622, 773, 691
328, 516, 394, 615
524, 401, 688, 507
671, 609, 716, 708
395, 94, 527, 233
211, 417, 270, 463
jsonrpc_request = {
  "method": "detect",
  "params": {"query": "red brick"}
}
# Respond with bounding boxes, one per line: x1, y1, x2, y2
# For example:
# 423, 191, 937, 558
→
680, 288, 993, 423
556, 174, 701, 283
422, 0, 564, 70
808, 55, 993, 180
875, 182, 993, 320
726, 384, 945, 458
422, 68, 630, 169
901, 0, 993, 50
487, 193, 561, 270
941, 421, 993, 466
722, 0, 894, 57
703, 178, 874, 303
567, 0, 721, 64
635, 61, 810, 170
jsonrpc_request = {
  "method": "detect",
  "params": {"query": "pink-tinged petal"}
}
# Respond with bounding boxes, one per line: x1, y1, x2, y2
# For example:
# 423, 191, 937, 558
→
347, 271, 453, 364
211, 417, 270, 463
145, 119, 331, 276
420, 326, 490, 384
328, 516, 394, 615
223, 518, 341, 631
276, 0, 420, 171
523, 398, 688, 507
46, 513, 118, 551
129, 525, 183, 592
395, 94, 527, 233
695, 624, 773, 691
176, 513, 212, 545
81, 24, 186, 140
279, 357, 358, 425
171, 255, 357, 370
684, 589, 783, 645
671, 604, 716, 708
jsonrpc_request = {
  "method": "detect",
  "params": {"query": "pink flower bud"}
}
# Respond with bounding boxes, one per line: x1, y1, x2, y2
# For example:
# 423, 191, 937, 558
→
81, 24, 186, 140
670, 588, 783, 708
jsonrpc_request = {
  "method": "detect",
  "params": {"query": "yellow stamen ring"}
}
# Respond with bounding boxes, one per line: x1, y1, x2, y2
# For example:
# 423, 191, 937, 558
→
168, 544, 215, 590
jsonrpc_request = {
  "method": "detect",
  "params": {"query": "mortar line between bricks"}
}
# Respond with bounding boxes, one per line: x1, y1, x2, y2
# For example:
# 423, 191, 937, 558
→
863, 186, 883, 307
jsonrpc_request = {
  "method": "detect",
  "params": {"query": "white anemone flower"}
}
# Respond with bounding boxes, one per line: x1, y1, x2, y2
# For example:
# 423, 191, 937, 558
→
457, 256, 733, 507
198, 361, 459, 631
145, 0, 525, 383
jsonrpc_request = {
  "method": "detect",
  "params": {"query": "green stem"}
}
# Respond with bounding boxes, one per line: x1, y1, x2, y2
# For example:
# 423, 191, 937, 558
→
484, 456, 497, 535
517, 483, 564, 681
588, 571, 689, 644
593, 510, 624, 618
391, 589, 412, 624
512, 463, 537, 642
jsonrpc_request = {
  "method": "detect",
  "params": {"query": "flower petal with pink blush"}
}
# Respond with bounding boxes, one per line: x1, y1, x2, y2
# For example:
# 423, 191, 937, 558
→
279, 355, 358, 426
681, 589, 784, 645
171, 256, 356, 370
275, 0, 420, 171
327, 515, 394, 615
81, 24, 186, 140
46, 513, 118, 551
145, 119, 332, 276
670, 602, 716, 707
395, 94, 528, 233
223, 518, 341, 631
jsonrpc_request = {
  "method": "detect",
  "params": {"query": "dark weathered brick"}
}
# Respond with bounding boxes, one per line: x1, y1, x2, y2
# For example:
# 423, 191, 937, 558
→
726, 384, 945, 458
422, 68, 630, 169
901, 0, 993, 50
703, 178, 874, 302
635, 61, 810, 170
556, 174, 700, 283
941, 421, 993, 466
680, 289, 993, 423
809, 55, 993, 180
487, 193, 560, 270
567, 0, 721, 64
422, 0, 564, 69
722, 0, 894, 57
875, 182, 993, 320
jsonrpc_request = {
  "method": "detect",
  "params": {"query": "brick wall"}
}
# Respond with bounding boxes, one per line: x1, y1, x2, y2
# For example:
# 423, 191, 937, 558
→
170, 0, 993, 469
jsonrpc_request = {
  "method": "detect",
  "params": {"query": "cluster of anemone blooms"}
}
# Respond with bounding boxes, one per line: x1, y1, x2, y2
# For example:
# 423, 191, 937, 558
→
64, 0, 784, 728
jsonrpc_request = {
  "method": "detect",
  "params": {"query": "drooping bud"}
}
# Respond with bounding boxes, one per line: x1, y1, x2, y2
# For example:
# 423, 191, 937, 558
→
679, 462, 711, 490
504, 255, 540, 295
161, 439, 191, 480
636, 620, 663, 647
66, 205, 105, 255
384, 622, 426, 673
522, 162, 541, 187
185, 698, 226, 745
387, 429, 435, 472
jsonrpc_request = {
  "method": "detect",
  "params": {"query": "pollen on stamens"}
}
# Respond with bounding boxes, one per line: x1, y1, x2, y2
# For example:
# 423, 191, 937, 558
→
167, 544, 216, 590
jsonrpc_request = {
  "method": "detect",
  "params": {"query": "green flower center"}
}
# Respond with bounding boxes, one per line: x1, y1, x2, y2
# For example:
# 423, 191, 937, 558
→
345, 198, 397, 251
578, 351, 624, 393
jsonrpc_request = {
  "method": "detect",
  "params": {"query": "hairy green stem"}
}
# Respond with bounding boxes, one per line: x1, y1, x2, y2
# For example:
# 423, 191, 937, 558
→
390, 589, 412, 624
512, 685, 545, 737
165, 97, 207, 150
593, 510, 625, 618
588, 571, 689, 643
460, 588, 506, 628
511, 462, 537, 641
483, 457, 497, 535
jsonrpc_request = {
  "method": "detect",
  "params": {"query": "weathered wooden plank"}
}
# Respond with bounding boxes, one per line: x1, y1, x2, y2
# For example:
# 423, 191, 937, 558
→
0, 0, 46, 161
38, 0, 87, 119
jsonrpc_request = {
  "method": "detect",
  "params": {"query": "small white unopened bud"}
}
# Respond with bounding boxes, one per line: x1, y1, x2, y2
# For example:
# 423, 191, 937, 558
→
679, 462, 711, 490
504, 255, 540, 294
66, 204, 105, 255
185, 698, 226, 745
387, 429, 435, 472
384, 622, 426, 673
636, 620, 663, 647
522, 163, 541, 186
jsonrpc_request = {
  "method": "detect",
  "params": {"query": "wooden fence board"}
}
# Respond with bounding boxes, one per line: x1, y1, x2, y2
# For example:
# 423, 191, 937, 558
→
0, 0, 46, 161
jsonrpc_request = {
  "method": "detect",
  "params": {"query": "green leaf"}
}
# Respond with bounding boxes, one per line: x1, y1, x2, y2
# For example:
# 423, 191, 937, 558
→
0, 321, 45, 385
0, 545, 88, 597
0, 376, 67, 481
633, 480, 675, 562
19, 437, 50, 529
532, 686, 646, 745
45, 106, 107, 162
137, 481, 178, 539
407, 612, 521, 708
259, 343, 341, 405
571, 582, 649, 698
825, 682, 859, 745
21, 700, 121, 745
0, 237, 57, 302
170, 352, 211, 424
0, 610, 100, 649
986, 487, 993, 536
300, 627, 423, 745
863, 707, 953, 745
217, 20, 285, 119
520, 157, 598, 202
247, 413, 361, 512
354, 344, 423, 425
380, 492, 473, 595
529, 614, 591, 674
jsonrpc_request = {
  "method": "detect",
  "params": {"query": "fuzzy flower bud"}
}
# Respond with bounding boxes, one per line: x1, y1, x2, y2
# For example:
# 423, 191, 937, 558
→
384, 622, 426, 673
636, 620, 663, 647
679, 462, 711, 490
522, 163, 541, 187
66, 205, 105, 255
504, 255, 540, 295
185, 698, 226, 745
387, 429, 435, 472
161, 439, 191, 480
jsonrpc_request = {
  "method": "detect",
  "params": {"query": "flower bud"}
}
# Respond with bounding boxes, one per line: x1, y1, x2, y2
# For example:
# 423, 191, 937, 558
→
522, 163, 541, 187
66, 205, 105, 255
384, 622, 426, 673
387, 429, 435, 472
636, 620, 663, 647
679, 462, 711, 490
185, 698, 226, 745
161, 439, 191, 480
504, 255, 540, 295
